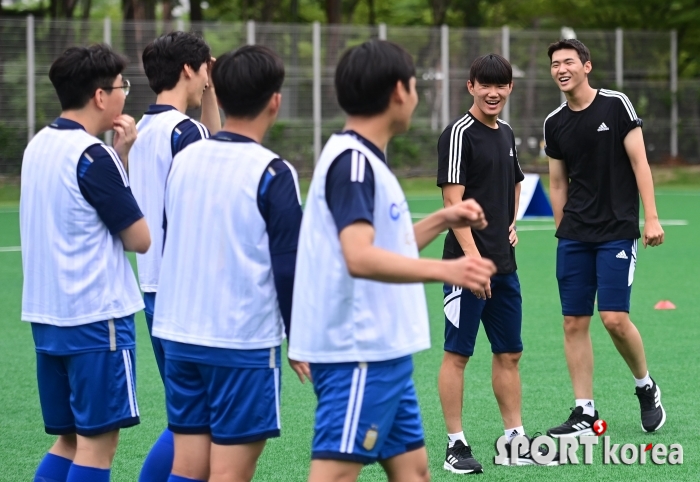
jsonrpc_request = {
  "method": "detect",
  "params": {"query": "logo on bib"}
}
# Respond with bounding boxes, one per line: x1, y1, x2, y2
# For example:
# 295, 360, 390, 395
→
389, 201, 409, 221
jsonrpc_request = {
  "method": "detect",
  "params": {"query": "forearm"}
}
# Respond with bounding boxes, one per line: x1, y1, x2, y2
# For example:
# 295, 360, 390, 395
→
346, 245, 448, 283
513, 182, 521, 225
413, 211, 448, 250
200, 90, 222, 134
631, 159, 659, 221
453, 226, 480, 257
549, 186, 567, 228
271, 251, 296, 337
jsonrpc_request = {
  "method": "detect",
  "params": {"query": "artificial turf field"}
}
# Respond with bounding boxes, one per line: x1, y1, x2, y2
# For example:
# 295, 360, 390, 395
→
0, 184, 698, 481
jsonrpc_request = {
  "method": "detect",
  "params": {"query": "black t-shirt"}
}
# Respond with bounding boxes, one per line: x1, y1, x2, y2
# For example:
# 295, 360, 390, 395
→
437, 113, 525, 274
544, 89, 643, 242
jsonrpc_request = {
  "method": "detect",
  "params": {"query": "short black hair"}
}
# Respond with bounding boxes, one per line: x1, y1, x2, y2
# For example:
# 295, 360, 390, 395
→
142, 31, 211, 94
469, 53, 512, 86
548, 39, 591, 65
212, 45, 285, 118
335, 40, 415, 116
48, 44, 127, 111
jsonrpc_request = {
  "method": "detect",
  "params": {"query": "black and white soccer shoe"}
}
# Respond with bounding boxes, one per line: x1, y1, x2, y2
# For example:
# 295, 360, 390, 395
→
635, 378, 666, 432
495, 434, 560, 466
443, 440, 483, 474
546, 406, 598, 438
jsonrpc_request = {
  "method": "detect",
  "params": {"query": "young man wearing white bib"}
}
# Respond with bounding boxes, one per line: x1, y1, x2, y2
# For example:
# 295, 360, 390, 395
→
21, 44, 150, 482
128, 31, 221, 482
152, 46, 308, 482
289, 40, 497, 482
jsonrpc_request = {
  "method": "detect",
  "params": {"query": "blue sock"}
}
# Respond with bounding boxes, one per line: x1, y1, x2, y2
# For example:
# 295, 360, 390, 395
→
139, 429, 174, 482
34, 453, 73, 482
167, 475, 205, 482
66, 464, 110, 482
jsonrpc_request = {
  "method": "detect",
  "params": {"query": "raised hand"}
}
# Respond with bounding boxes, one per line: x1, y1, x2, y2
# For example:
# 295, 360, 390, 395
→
112, 114, 137, 164
442, 199, 488, 230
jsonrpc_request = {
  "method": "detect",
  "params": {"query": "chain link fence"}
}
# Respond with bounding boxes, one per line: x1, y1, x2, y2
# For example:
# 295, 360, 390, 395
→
1, 18, 694, 176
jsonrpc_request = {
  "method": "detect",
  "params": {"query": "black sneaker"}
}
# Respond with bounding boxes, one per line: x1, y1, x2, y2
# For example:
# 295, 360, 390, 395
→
496, 433, 560, 466
444, 440, 483, 474
546, 406, 598, 438
636, 378, 666, 432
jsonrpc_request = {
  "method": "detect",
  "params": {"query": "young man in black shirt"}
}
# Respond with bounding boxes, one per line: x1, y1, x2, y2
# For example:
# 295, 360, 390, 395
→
544, 39, 666, 437
437, 54, 547, 472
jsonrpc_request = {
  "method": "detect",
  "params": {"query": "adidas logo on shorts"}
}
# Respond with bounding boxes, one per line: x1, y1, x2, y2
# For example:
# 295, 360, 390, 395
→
597, 122, 610, 132
616, 250, 628, 259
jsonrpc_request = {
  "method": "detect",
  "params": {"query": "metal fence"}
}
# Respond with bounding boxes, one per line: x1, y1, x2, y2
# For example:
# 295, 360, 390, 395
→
1, 18, 695, 176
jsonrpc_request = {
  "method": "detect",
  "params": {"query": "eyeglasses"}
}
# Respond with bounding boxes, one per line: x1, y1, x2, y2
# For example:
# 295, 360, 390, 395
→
101, 79, 130, 96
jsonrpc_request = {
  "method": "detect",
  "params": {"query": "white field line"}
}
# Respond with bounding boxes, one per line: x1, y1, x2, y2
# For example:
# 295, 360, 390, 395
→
0, 246, 21, 252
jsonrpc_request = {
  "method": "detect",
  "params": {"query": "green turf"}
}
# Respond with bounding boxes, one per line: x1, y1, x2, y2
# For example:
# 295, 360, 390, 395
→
0, 188, 698, 481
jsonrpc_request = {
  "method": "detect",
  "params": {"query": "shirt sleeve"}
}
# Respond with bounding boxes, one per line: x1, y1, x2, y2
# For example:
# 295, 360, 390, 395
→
325, 149, 375, 233
512, 131, 525, 184
613, 93, 644, 139
437, 124, 468, 186
77, 144, 144, 235
171, 119, 210, 156
258, 159, 303, 336
543, 116, 564, 160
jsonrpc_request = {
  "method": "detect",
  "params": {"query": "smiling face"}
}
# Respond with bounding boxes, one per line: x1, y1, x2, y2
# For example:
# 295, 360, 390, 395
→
467, 80, 512, 119
550, 48, 592, 93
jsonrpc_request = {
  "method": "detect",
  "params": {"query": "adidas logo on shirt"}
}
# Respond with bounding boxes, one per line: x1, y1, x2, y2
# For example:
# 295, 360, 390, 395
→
616, 250, 628, 259
597, 122, 610, 132
509, 148, 514, 156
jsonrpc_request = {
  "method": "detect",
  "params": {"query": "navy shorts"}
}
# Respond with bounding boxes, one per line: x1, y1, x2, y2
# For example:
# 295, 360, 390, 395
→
143, 292, 165, 382
443, 272, 523, 357
164, 356, 281, 445
37, 349, 140, 436
557, 238, 638, 316
310, 356, 425, 465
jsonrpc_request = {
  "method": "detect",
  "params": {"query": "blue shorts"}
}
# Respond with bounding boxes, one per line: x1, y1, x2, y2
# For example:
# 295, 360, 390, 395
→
443, 272, 523, 357
164, 354, 281, 445
310, 356, 425, 465
36, 349, 139, 436
557, 238, 637, 316
143, 292, 165, 382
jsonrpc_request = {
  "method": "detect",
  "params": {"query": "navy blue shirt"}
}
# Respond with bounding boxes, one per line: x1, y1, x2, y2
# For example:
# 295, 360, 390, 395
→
33, 118, 143, 354
325, 131, 384, 233
143, 104, 210, 156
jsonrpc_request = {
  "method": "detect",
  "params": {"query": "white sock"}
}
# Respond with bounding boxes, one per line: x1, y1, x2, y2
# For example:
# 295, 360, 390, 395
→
635, 371, 652, 389
448, 431, 467, 448
505, 426, 525, 443
576, 399, 595, 417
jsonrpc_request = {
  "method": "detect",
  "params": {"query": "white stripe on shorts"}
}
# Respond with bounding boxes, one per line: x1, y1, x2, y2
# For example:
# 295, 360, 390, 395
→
122, 350, 137, 417
340, 367, 360, 453
274, 367, 281, 429
628, 239, 637, 286
347, 363, 368, 454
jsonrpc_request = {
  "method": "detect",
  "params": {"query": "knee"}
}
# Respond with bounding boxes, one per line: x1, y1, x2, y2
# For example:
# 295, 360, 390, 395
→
600, 312, 629, 336
443, 352, 469, 370
563, 316, 589, 336
494, 352, 521, 367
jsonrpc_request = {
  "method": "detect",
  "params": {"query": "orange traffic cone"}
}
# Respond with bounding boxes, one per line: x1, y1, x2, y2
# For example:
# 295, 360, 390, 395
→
654, 300, 676, 310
